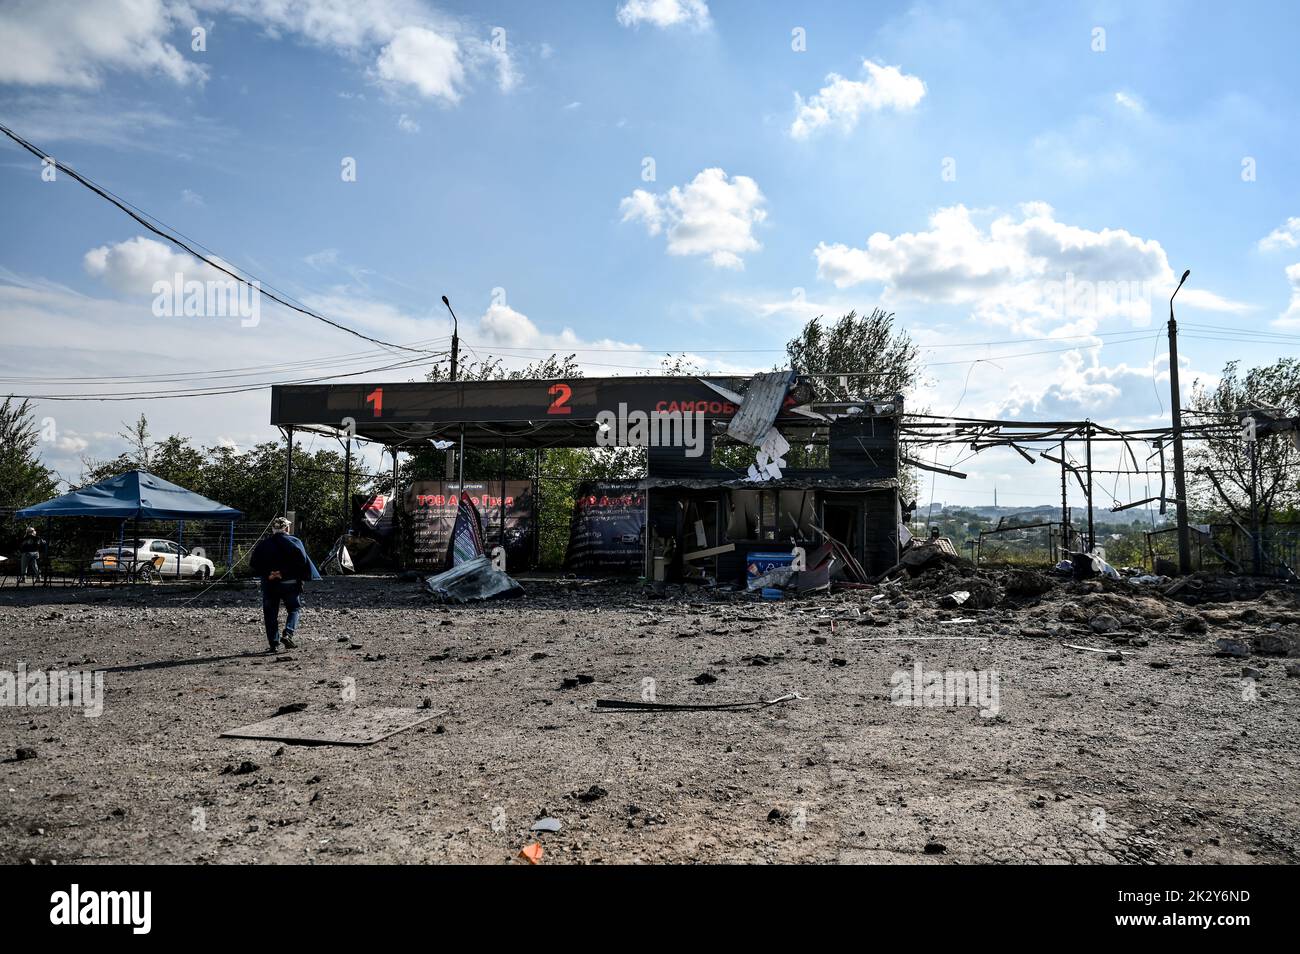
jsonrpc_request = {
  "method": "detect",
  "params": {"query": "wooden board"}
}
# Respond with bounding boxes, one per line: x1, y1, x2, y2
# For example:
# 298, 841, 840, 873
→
220, 706, 439, 746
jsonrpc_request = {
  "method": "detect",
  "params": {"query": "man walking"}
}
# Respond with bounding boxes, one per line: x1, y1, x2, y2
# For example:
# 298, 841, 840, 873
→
18, 527, 44, 585
249, 517, 320, 652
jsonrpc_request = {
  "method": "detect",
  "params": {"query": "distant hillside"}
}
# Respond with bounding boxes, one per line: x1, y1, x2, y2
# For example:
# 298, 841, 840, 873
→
919, 503, 1170, 527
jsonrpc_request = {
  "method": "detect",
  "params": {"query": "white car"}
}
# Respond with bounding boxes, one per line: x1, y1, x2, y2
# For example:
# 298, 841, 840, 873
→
91, 538, 215, 579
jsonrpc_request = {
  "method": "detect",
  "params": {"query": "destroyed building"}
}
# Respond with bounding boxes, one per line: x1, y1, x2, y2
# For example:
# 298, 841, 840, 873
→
270, 375, 903, 587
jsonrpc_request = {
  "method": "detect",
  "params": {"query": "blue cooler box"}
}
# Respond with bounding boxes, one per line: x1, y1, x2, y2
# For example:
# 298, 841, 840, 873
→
746, 550, 794, 586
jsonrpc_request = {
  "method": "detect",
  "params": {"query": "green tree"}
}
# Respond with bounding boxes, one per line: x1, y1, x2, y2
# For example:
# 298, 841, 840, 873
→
1187, 358, 1300, 525
785, 308, 920, 401
0, 398, 59, 509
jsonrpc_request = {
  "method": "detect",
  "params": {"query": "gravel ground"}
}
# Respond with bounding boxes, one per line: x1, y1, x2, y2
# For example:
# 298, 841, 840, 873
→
1, 570, 1298, 865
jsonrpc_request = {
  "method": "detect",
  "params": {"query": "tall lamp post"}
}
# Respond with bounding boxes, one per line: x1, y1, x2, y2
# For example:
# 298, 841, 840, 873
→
442, 295, 464, 486
1167, 269, 1192, 574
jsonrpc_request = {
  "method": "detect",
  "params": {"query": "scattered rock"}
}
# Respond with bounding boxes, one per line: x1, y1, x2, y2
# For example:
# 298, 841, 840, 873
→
923, 840, 947, 855
1214, 638, 1250, 658
692, 672, 718, 685
272, 702, 307, 717
1089, 614, 1119, 634
1253, 631, 1297, 656
14, 747, 37, 762
572, 785, 607, 803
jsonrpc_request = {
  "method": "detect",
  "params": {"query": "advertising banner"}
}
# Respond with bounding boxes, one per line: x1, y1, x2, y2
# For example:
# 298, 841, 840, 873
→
564, 481, 645, 575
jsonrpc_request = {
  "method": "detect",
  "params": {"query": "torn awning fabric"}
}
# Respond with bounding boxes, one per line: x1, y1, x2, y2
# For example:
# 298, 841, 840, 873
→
725, 370, 798, 446
423, 555, 523, 603
447, 491, 486, 566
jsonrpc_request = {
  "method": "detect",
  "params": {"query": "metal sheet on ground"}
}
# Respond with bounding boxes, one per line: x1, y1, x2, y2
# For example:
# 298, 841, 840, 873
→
220, 706, 438, 746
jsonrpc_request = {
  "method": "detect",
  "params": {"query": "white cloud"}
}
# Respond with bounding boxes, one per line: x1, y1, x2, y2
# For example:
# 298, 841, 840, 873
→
1275, 263, 1300, 330
616, 0, 710, 30
1114, 91, 1144, 114
181, 189, 204, 206
83, 236, 225, 294
1259, 217, 1300, 252
790, 61, 925, 139
209, 1, 515, 103
0, 1, 518, 103
813, 202, 1248, 334
0, 0, 206, 88
374, 25, 464, 102
396, 112, 421, 133
620, 168, 766, 270
303, 248, 340, 269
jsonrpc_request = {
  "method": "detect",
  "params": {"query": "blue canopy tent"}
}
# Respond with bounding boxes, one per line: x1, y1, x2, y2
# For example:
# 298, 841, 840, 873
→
16, 471, 243, 582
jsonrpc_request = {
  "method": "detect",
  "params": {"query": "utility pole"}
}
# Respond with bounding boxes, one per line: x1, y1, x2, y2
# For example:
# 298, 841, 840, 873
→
342, 434, 352, 533
1059, 438, 1069, 553
1168, 269, 1192, 574
1059, 439, 1068, 526
1248, 431, 1262, 574
442, 295, 461, 483
1085, 422, 1095, 553
442, 295, 460, 383
282, 425, 293, 516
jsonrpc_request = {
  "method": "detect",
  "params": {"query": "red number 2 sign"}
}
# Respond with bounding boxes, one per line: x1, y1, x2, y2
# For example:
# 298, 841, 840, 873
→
366, 387, 383, 418
547, 383, 572, 415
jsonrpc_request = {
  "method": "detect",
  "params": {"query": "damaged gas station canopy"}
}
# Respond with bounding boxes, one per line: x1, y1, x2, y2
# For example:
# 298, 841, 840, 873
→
271, 373, 906, 589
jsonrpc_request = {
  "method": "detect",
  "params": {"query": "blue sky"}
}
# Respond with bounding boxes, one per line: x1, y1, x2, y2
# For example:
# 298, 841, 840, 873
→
1, 0, 1298, 509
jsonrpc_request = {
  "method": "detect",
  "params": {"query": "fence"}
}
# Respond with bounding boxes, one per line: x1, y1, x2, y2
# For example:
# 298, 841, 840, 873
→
1, 511, 273, 585
976, 521, 1081, 566
1144, 522, 1300, 577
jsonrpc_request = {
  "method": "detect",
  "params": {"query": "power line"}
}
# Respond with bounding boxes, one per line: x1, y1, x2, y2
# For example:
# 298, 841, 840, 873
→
0, 336, 451, 385
5, 353, 439, 401
0, 121, 438, 357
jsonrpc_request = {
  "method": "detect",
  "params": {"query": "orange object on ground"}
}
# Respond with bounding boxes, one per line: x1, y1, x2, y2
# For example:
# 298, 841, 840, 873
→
518, 842, 543, 864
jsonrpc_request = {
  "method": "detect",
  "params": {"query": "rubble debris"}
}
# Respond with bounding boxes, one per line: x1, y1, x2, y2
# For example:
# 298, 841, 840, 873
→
422, 554, 523, 604
1214, 638, 1250, 658
221, 706, 440, 747
1003, 569, 1054, 599
938, 591, 971, 609
1254, 631, 1298, 656
875, 536, 964, 581
595, 692, 804, 713
1064, 644, 1133, 656
1088, 614, 1119, 634
518, 842, 544, 864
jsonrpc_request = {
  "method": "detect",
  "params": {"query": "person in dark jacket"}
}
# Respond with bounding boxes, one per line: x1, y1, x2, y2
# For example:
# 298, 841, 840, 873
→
18, 527, 44, 584
249, 517, 320, 652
